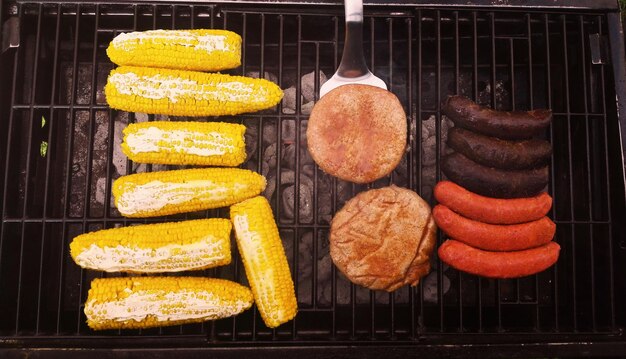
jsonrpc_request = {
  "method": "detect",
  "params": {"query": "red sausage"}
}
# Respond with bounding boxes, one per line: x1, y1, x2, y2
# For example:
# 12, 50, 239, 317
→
434, 181, 552, 224
438, 240, 560, 278
433, 205, 555, 251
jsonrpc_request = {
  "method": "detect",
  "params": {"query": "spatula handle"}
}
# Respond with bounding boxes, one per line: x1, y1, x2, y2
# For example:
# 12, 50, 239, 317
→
337, 0, 369, 78
344, 0, 363, 22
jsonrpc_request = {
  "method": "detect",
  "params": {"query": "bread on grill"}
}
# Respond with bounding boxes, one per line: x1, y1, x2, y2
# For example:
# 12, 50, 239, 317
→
306, 84, 407, 184
329, 185, 437, 292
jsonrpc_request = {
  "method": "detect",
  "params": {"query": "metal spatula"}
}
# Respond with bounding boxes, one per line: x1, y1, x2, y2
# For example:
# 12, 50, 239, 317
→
319, 0, 387, 97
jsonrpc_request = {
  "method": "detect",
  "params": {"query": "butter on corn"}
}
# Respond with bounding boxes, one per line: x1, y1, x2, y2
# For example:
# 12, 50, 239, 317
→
84, 276, 253, 330
122, 121, 246, 166
105, 66, 283, 117
107, 29, 241, 71
230, 196, 297, 328
113, 168, 266, 218
70, 218, 232, 273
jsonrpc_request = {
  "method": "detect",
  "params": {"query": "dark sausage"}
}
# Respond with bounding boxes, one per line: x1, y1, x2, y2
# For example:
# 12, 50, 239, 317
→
433, 204, 555, 251
442, 95, 552, 140
438, 240, 560, 279
434, 181, 552, 224
447, 127, 552, 170
442, 152, 549, 198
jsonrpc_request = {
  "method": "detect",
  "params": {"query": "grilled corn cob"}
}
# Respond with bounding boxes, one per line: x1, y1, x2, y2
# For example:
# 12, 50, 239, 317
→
113, 168, 266, 218
121, 121, 246, 166
70, 219, 232, 273
107, 29, 241, 71
230, 196, 297, 328
105, 66, 283, 117
84, 277, 253, 330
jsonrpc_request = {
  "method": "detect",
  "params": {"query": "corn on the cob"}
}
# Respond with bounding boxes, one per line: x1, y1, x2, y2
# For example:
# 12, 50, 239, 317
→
107, 29, 241, 72
230, 196, 297, 328
113, 168, 266, 218
105, 66, 283, 117
84, 276, 253, 330
70, 219, 232, 273
121, 121, 246, 166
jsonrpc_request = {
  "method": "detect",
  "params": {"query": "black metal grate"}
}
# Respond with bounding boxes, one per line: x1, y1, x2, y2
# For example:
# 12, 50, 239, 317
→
1, 1, 626, 352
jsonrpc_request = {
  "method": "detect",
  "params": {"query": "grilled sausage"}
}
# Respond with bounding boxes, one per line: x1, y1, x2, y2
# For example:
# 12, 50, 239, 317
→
433, 181, 552, 224
442, 152, 549, 198
438, 240, 560, 279
442, 95, 552, 140
447, 127, 552, 170
433, 204, 555, 251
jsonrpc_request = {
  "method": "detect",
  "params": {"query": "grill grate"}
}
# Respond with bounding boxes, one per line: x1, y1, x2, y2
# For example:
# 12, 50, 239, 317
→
1, 1, 626, 352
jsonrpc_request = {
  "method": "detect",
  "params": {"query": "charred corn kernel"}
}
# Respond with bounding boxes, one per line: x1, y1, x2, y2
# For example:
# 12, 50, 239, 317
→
84, 276, 253, 330
230, 196, 297, 328
122, 121, 246, 166
113, 168, 266, 218
70, 218, 231, 273
107, 29, 241, 71
105, 66, 283, 117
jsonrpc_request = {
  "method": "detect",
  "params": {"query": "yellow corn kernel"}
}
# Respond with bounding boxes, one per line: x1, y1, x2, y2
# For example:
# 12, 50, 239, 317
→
105, 66, 283, 117
84, 276, 253, 330
70, 218, 231, 273
121, 121, 246, 166
113, 168, 266, 218
230, 196, 297, 328
107, 29, 241, 72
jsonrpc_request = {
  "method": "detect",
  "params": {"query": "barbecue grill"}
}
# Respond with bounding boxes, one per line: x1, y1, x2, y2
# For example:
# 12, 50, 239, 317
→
2, 0, 626, 357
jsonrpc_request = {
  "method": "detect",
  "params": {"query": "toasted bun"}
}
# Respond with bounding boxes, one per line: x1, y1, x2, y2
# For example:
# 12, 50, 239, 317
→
330, 185, 437, 292
306, 84, 407, 183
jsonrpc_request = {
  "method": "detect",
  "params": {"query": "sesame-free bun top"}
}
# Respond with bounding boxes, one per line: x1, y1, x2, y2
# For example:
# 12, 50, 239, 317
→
330, 185, 437, 292
306, 84, 407, 183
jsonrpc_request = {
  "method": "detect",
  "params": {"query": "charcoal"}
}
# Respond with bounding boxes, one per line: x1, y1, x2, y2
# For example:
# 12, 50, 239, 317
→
422, 135, 436, 166
262, 143, 277, 176
316, 252, 332, 305
422, 115, 436, 138
316, 173, 333, 224
282, 182, 313, 222
281, 119, 296, 143
262, 120, 277, 145
281, 86, 298, 114
298, 232, 314, 305
441, 115, 454, 142
282, 144, 297, 170
244, 123, 259, 160
422, 271, 451, 304
301, 164, 315, 178
301, 70, 327, 103
301, 101, 315, 115
134, 113, 149, 122
94, 177, 107, 207
245, 71, 278, 84
132, 163, 168, 173
112, 115, 128, 176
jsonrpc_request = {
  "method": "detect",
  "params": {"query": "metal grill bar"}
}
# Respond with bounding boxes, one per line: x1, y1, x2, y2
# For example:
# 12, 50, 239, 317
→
560, 14, 577, 331
542, 12, 559, 332
598, 15, 617, 330
34, 3, 63, 334
452, 10, 464, 332
577, 14, 595, 331
434, 9, 443, 332
14, 2, 43, 333
526, 13, 541, 331
0, 3, 18, 334
470, 11, 483, 333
